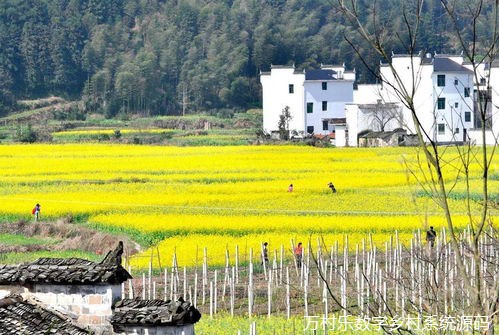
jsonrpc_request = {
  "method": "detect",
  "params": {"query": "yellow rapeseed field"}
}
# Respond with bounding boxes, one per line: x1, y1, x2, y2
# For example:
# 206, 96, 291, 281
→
0, 144, 495, 269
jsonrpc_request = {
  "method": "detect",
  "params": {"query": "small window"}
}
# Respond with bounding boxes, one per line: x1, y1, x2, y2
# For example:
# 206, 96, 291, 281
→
455, 127, 460, 134
437, 97, 445, 110
307, 102, 313, 114
289, 84, 294, 94
438, 123, 445, 134
454, 78, 458, 85
322, 82, 327, 90
322, 120, 329, 131
307, 126, 314, 134
480, 78, 486, 85
454, 102, 459, 108
437, 74, 446, 87
465, 111, 471, 122
322, 101, 327, 111
464, 87, 470, 97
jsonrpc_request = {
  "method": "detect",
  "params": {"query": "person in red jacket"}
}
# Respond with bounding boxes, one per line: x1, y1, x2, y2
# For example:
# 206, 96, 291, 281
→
294, 242, 303, 268
32, 203, 41, 222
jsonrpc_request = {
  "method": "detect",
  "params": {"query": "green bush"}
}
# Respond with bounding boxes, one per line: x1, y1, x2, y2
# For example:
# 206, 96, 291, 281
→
14, 124, 37, 143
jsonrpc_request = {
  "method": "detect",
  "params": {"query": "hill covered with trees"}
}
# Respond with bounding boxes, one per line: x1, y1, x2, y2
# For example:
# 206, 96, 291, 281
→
0, 0, 491, 117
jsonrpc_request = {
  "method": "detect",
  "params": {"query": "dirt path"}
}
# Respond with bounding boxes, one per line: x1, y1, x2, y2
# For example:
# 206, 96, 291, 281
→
0, 218, 141, 257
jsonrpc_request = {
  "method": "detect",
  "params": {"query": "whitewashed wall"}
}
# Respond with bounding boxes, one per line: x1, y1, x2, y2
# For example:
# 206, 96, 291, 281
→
26, 284, 121, 328
304, 80, 354, 135
431, 71, 474, 142
488, 66, 499, 144
379, 55, 474, 143
261, 68, 305, 133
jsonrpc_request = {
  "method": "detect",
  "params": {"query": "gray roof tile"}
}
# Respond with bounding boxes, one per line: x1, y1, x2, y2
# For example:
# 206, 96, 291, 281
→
0, 295, 92, 335
110, 298, 201, 331
0, 243, 131, 285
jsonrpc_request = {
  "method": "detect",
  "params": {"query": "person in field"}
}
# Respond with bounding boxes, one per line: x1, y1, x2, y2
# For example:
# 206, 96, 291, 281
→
426, 226, 437, 248
32, 203, 41, 222
288, 184, 293, 192
262, 242, 269, 265
328, 182, 336, 193
294, 242, 303, 268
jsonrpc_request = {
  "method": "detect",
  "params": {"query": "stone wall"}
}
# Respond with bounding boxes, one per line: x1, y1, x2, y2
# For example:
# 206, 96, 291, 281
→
25, 283, 121, 330
116, 324, 195, 335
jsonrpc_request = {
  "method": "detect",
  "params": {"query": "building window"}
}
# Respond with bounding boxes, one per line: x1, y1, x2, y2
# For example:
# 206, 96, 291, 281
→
307, 102, 313, 113
455, 127, 460, 134
454, 78, 458, 85
437, 74, 446, 87
465, 111, 471, 122
322, 120, 329, 131
437, 97, 446, 110
307, 126, 314, 134
438, 123, 445, 134
464, 87, 470, 97
322, 101, 327, 111
289, 84, 294, 94
480, 77, 486, 85
454, 102, 459, 108
322, 82, 327, 90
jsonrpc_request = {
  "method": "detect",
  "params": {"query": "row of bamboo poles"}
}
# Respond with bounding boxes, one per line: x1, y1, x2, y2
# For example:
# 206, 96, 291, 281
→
123, 226, 498, 331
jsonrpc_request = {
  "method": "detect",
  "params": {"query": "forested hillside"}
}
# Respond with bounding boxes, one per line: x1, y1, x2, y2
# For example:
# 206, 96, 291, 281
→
0, 0, 491, 117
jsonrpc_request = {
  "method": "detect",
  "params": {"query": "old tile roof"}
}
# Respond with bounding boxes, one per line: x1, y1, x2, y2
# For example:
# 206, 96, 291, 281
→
0, 295, 91, 335
110, 298, 201, 331
434, 57, 473, 73
360, 128, 407, 139
305, 69, 337, 81
0, 242, 132, 285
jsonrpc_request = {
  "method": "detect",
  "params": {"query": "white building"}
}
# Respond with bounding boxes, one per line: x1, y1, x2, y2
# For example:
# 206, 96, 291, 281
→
347, 54, 476, 146
260, 64, 355, 136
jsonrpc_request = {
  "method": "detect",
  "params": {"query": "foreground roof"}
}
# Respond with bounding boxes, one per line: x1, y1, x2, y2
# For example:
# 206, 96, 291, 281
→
0, 295, 91, 335
110, 298, 201, 330
0, 242, 131, 285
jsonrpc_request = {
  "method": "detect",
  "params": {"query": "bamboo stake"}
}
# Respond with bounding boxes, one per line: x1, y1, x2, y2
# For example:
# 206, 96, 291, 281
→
194, 272, 198, 307
202, 247, 207, 305
142, 273, 146, 299
267, 272, 272, 317
183, 267, 187, 299
148, 259, 152, 300
279, 244, 284, 285
209, 281, 213, 319
248, 248, 253, 318
128, 265, 133, 299
286, 266, 290, 319
164, 268, 168, 301
170, 271, 174, 301
235, 244, 239, 284
214, 270, 218, 315
230, 266, 235, 316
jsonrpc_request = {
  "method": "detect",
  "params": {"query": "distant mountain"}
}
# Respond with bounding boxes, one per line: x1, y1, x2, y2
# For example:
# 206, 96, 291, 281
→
0, 0, 491, 117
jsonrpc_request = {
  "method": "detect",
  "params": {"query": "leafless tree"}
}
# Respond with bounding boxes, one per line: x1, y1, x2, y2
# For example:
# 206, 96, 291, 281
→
311, 0, 499, 333
365, 100, 404, 132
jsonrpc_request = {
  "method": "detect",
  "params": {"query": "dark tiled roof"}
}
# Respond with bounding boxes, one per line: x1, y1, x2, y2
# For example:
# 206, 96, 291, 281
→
323, 117, 347, 125
110, 298, 201, 330
0, 243, 132, 285
305, 69, 337, 81
434, 57, 473, 73
360, 129, 407, 139
0, 295, 91, 335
